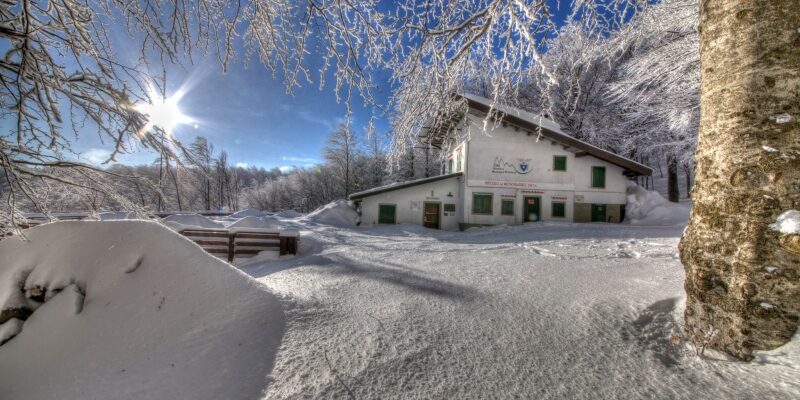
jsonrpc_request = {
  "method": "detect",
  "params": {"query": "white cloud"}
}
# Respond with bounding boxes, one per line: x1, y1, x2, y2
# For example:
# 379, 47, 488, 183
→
281, 156, 317, 163
82, 148, 111, 165
236, 162, 249, 168
278, 166, 295, 173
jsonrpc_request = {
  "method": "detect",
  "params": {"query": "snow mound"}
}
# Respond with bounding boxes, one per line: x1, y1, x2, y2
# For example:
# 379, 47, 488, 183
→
625, 182, 690, 225
769, 210, 800, 234
97, 211, 142, 221
162, 213, 224, 230
230, 208, 267, 218
301, 200, 359, 227
227, 216, 280, 230
275, 210, 303, 218
0, 221, 284, 399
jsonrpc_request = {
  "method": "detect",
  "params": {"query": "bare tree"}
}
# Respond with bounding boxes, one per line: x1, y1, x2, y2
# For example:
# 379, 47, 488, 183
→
324, 124, 358, 197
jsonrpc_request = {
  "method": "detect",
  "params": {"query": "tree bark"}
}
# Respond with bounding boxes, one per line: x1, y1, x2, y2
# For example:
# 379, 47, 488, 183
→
679, 0, 800, 360
667, 154, 680, 203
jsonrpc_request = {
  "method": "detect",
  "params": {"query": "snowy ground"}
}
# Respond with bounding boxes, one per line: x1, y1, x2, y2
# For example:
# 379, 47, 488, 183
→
1, 208, 797, 399
240, 220, 798, 399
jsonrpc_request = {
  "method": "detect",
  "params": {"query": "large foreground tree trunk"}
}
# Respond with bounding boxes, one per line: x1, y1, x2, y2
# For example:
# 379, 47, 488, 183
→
679, 0, 800, 360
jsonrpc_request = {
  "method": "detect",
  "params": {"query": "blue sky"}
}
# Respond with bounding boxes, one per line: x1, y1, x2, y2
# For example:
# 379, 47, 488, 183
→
74, 54, 392, 171
6, 2, 579, 171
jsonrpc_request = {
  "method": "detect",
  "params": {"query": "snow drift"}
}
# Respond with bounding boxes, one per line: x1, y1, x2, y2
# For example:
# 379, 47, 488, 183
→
230, 208, 267, 218
625, 182, 690, 225
0, 221, 284, 399
227, 215, 280, 230
275, 210, 303, 218
162, 213, 224, 230
97, 211, 142, 221
301, 200, 359, 227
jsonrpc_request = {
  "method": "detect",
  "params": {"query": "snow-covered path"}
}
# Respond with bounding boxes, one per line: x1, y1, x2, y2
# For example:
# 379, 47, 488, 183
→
243, 222, 798, 399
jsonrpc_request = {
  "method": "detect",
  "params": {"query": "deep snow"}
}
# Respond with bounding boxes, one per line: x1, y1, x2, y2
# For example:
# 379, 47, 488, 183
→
244, 221, 798, 399
1, 201, 798, 399
0, 221, 284, 400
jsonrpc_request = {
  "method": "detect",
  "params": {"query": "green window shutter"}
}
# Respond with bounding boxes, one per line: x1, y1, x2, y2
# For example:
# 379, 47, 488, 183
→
378, 204, 396, 224
592, 166, 606, 188
553, 156, 567, 171
552, 202, 565, 218
501, 199, 514, 216
472, 193, 493, 214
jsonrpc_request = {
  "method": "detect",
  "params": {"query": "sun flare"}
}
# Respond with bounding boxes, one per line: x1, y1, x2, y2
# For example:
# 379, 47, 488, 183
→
135, 84, 193, 135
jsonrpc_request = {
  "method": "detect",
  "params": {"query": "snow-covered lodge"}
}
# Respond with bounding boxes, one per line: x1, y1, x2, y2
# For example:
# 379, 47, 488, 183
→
349, 94, 652, 230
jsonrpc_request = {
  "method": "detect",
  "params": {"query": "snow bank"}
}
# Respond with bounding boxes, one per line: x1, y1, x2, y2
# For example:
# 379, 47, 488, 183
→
301, 200, 359, 227
769, 210, 800, 234
275, 210, 303, 218
227, 215, 280, 230
230, 208, 267, 218
162, 213, 224, 230
625, 181, 690, 225
97, 211, 142, 221
0, 221, 284, 399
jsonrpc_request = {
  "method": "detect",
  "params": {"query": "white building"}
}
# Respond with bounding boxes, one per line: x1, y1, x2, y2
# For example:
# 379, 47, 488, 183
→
350, 94, 652, 230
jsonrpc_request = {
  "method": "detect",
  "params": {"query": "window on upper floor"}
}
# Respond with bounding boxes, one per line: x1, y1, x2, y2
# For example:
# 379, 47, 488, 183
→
591, 166, 606, 188
553, 155, 567, 171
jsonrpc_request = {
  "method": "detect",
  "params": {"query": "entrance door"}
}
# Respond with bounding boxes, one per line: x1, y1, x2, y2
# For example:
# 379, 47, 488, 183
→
523, 197, 541, 222
591, 204, 607, 222
423, 202, 440, 229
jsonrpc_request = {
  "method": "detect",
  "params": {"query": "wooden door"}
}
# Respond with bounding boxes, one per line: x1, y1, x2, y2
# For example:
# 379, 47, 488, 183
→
591, 204, 607, 222
523, 197, 540, 222
423, 202, 440, 229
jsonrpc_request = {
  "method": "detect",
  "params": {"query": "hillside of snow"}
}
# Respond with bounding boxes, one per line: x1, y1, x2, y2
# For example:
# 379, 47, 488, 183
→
0, 221, 284, 400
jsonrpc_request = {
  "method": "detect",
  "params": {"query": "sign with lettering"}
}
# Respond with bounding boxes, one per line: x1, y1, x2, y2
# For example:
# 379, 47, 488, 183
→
491, 157, 532, 175
469, 180, 574, 191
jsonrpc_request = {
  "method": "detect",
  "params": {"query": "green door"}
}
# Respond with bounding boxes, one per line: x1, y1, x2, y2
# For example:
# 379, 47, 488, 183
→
378, 204, 396, 224
523, 197, 541, 222
591, 204, 607, 222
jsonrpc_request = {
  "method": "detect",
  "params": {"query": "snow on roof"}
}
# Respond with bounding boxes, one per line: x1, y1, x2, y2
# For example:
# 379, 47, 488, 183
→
461, 93, 566, 134
349, 172, 463, 200
460, 93, 653, 176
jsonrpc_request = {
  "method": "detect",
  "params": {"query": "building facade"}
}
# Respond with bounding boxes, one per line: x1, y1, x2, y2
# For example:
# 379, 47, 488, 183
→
350, 94, 652, 230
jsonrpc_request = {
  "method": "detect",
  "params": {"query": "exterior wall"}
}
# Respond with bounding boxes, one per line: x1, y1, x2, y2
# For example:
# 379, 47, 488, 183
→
357, 176, 463, 231
456, 114, 628, 225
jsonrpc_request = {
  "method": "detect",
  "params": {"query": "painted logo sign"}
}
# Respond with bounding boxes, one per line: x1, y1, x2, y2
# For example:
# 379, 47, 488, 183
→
491, 157, 532, 175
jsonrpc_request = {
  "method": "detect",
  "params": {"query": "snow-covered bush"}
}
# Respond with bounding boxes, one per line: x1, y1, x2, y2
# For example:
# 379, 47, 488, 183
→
625, 181, 690, 225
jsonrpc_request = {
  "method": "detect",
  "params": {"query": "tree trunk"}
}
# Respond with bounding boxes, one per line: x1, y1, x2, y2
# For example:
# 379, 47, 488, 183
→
667, 155, 680, 203
684, 164, 692, 198
679, 0, 800, 360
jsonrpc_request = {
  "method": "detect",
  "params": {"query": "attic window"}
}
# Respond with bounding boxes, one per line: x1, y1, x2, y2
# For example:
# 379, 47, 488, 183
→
553, 156, 567, 171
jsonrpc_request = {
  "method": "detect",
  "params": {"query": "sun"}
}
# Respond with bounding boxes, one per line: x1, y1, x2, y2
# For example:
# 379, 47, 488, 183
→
135, 84, 193, 135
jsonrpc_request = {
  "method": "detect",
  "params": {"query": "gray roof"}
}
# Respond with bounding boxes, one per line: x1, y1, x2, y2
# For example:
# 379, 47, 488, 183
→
349, 173, 463, 200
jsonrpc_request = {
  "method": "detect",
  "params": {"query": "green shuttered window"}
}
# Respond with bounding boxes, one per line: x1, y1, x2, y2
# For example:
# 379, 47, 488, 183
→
501, 199, 515, 216
472, 193, 493, 215
591, 166, 606, 188
378, 204, 396, 224
553, 156, 567, 171
552, 201, 566, 218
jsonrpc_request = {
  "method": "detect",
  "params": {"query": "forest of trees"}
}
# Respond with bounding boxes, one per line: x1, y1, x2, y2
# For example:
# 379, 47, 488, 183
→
15, 123, 446, 214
